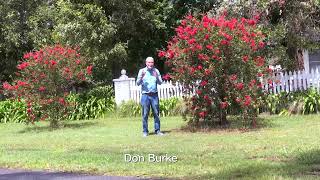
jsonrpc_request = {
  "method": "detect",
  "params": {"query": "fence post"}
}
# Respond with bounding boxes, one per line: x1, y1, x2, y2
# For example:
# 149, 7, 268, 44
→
112, 69, 135, 106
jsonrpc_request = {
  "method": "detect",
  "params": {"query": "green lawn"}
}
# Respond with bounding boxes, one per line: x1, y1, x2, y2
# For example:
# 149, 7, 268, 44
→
0, 115, 320, 179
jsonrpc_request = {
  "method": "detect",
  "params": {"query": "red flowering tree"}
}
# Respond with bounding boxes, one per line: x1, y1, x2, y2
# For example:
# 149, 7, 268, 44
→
159, 14, 271, 127
2, 45, 92, 128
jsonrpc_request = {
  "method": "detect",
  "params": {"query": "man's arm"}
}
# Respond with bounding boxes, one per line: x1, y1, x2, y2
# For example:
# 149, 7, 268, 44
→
155, 69, 163, 85
136, 69, 145, 86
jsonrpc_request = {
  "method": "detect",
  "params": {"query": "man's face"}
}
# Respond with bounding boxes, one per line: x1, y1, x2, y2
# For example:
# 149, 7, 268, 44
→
146, 59, 154, 69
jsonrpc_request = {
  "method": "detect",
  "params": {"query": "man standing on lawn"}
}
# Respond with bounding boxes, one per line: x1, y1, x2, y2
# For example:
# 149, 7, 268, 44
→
136, 57, 164, 137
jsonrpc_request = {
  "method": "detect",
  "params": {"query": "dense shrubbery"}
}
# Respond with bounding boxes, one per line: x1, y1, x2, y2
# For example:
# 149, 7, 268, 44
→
1, 88, 320, 124
2, 45, 92, 128
159, 14, 270, 127
263, 89, 320, 115
68, 85, 115, 120
117, 97, 184, 117
0, 85, 115, 123
0, 99, 27, 123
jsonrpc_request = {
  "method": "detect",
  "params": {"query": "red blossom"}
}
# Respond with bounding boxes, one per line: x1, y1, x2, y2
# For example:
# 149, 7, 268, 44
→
86, 65, 93, 75
244, 95, 251, 106
58, 97, 66, 105
236, 97, 242, 103
220, 101, 228, 109
198, 54, 209, 61
258, 41, 265, 48
204, 69, 211, 75
162, 74, 171, 80
242, 55, 249, 63
39, 86, 46, 91
220, 40, 230, 46
206, 44, 213, 50
247, 19, 256, 26
17, 80, 27, 86
235, 83, 244, 90
230, 74, 237, 81
50, 60, 57, 66
199, 111, 207, 118
200, 80, 208, 86
17, 62, 29, 70
2, 82, 12, 90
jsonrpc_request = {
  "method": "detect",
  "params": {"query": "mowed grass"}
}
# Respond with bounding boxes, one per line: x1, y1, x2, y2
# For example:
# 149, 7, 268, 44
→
0, 115, 320, 179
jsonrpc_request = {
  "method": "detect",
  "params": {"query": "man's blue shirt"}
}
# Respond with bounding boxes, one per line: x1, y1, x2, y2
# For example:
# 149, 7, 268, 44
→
136, 67, 163, 94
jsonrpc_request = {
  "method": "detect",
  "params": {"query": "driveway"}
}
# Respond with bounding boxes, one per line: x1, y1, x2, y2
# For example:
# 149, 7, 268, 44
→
0, 168, 147, 180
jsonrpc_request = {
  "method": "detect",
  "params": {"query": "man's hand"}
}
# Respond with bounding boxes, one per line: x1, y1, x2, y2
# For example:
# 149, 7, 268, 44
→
141, 71, 146, 80
152, 71, 158, 77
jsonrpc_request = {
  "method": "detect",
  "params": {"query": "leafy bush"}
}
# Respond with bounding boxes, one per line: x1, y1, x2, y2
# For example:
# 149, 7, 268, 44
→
159, 14, 269, 127
85, 85, 114, 100
2, 45, 92, 128
0, 99, 27, 123
302, 89, 320, 114
117, 100, 141, 117
68, 85, 115, 120
117, 97, 184, 117
262, 89, 320, 115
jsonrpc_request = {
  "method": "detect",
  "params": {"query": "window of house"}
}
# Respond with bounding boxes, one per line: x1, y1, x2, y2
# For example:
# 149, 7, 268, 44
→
309, 49, 320, 71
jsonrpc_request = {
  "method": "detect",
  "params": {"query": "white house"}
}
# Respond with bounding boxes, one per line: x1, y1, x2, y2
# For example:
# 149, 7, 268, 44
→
303, 49, 320, 72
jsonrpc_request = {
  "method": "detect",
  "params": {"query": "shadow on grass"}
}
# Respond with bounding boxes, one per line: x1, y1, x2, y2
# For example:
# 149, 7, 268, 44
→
18, 121, 98, 133
148, 130, 172, 135
184, 149, 320, 179
179, 116, 276, 133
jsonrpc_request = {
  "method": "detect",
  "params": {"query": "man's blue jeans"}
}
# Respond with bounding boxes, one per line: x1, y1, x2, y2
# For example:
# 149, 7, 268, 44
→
141, 93, 160, 133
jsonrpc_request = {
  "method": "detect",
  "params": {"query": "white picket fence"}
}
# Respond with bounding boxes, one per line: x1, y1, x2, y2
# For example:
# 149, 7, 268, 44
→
115, 69, 320, 104
129, 80, 187, 103
263, 69, 320, 94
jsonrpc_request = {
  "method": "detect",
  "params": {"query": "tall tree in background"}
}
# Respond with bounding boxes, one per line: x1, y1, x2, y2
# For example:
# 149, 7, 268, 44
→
28, 0, 126, 82
218, 0, 320, 71
70, 0, 222, 77
0, 0, 44, 82
1, 0, 223, 83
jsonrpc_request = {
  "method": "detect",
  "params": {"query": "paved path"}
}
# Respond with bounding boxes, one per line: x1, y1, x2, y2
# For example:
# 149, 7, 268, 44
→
0, 168, 148, 180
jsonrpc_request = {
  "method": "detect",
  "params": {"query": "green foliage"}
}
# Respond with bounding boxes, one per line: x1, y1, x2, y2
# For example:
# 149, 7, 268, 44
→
68, 85, 115, 120
0, 0, 45, 82
68, 95, 115, 120
302, 88, 320, 114
263, 89, 320, 115
160, 14, 268, 127
159, 97, 180, 117
85, 85, 114, 100
220, 0, 320, 71
2, 45, 92, 128
0, 99, 27, 123
117, 100, 141, 117
117, 97, 183, 117
28, 0, 125, 82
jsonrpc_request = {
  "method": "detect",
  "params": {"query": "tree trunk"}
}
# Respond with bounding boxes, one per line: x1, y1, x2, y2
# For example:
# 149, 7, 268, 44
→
219, 110, 228, 126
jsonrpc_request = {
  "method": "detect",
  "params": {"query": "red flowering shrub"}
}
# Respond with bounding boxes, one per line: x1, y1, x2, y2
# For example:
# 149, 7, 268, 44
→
159, 14, 270, 127
2, 45, 92, 128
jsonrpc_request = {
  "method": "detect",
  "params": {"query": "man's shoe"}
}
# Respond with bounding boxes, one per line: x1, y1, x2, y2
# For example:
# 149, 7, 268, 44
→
143, 132, 148, 137
156, 131, 164, 136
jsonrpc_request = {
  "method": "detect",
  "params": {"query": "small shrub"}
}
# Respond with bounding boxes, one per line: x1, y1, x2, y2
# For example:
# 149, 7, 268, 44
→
262, 89, 320, 115
68, 86, 115, 120
117, 97, 185, 118
0, 99, 27, 123
2, 45, 92, 128
117, 100, 141, 117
